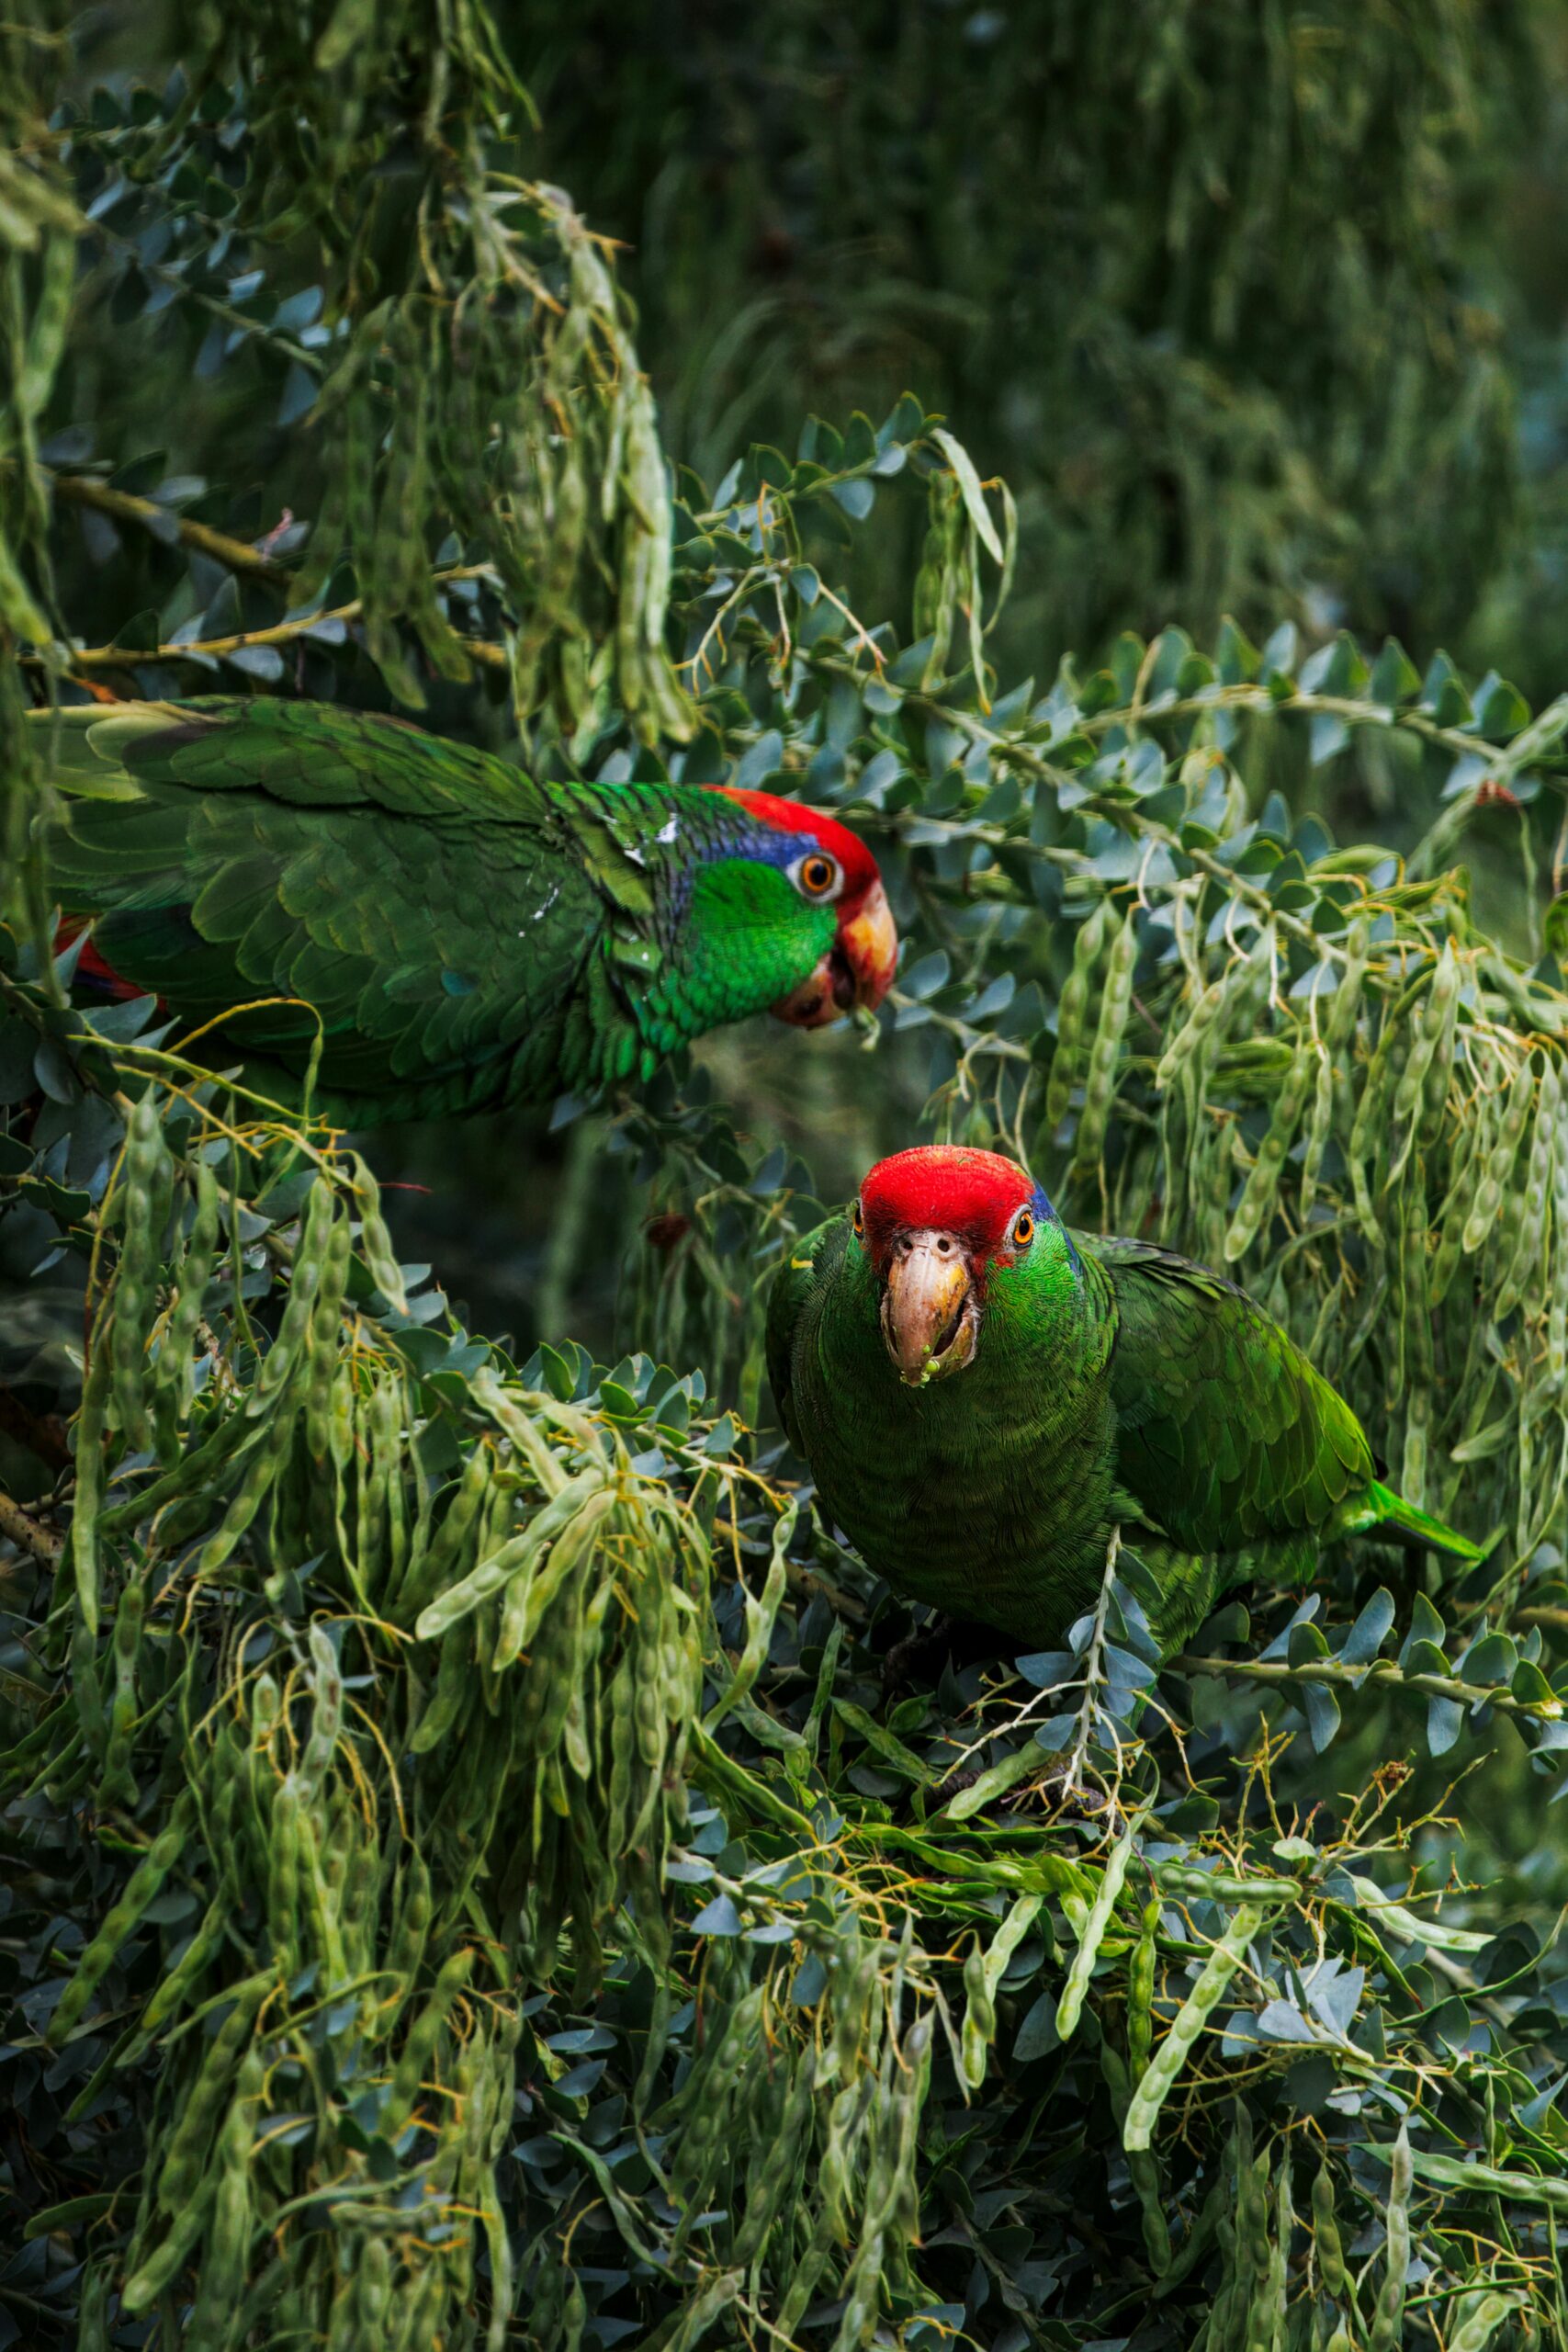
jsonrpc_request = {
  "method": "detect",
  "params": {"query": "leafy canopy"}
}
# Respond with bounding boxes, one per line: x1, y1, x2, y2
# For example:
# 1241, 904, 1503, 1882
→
4, 9, 1568, 2352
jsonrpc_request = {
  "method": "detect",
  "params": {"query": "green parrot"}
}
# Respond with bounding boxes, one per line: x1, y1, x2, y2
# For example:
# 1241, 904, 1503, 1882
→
37, 697, 897, 1124
768, 1145, 1483, 1655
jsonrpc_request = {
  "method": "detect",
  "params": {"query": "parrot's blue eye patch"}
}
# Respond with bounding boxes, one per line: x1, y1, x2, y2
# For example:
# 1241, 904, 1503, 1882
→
1030, 1181, 1080, 1272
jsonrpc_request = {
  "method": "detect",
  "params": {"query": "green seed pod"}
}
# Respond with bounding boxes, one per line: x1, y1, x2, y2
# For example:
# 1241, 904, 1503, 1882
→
295, 1622, 344, 1799
151, 1159, 222, 1454
1430, 1087, 1495, 1305
97, 1573, 145, 1806
1225, 1035, 1314, 1261
350, 1152, 407, 1311
1384, 941, 1459, 1186
493, 1483, 614, 1671
1551, 1112, 1568, 1390
190, 1403, 299, 1587
1156, 973, 1222, 1095
268, 1779, 302, 1979
134, 1893, 229, 2047
71, 1610, 107, 1763
1347, 1014, 1404, 1248
72, 1340, 113, 1638
1123, 1905, 1262, 2151
1367, 2123, 1411, 2352
1127, 1896, 1160, 2080
120, 2176, 220, 2313
1463, 1054, 1536, 1255
1072, 902, 1139, 1174
380, 1948, 473, 2139
1324, 916, 1371, 1057
1058, 1816, 1139, 2043
960, 1933, 996, 2088
184, 2052, 261, 2347
1312, 2159, 1347, 2296
1495, 1056, 1557, 1321
305, 1207, 354, 1464
1447, 2297, 1525, 2352
411, 1623, 472, 1755
110, 1086, 174, 1451
153, 1971, 269, 2216
1046, 897, 1112, 1133
414, 1465, 607, 1642
249, 1178, 333, 1415
48, 1803, 192, 2046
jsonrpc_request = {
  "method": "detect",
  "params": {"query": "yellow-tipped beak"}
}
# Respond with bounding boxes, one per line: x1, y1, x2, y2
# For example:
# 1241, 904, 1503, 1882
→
881, 1229, 978, 1386
840, 880, 897, 1010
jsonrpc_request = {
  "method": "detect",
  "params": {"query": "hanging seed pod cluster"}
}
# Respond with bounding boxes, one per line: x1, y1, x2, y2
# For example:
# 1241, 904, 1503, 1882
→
0, 1003, 728, 2346
57, 2, 691, 742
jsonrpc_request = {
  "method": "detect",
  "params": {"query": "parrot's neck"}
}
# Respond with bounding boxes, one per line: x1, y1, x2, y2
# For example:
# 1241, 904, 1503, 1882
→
591, 784, 840, 1064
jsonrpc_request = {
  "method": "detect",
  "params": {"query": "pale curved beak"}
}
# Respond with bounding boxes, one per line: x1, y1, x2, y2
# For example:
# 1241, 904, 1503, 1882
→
880, 1228, 978, 1386
771, 880, 898, 1030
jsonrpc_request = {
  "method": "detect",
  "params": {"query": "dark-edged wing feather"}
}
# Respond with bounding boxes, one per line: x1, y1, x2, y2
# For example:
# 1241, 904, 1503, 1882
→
44, 700, 608, 1114
1080, 1234, 1373, 1554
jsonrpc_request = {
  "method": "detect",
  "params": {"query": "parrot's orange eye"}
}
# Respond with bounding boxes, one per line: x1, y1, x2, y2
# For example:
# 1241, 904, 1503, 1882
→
1011, 1210, 1035, 1250
852, 1198, 864, 1237
794, 851, 840, 899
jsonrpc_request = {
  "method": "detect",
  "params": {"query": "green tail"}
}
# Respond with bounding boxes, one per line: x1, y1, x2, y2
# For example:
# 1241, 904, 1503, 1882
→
1364, 1479, 1487, 1564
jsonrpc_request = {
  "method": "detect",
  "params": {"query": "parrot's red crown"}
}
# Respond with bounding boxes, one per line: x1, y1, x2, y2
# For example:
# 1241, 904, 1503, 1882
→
716, 786, 882, 912
859, 1146, 1036, 1262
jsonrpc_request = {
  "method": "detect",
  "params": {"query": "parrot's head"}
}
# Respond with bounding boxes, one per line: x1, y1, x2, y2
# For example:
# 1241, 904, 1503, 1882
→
852, 1144, 1078, 1388
701, 786, 897, 1029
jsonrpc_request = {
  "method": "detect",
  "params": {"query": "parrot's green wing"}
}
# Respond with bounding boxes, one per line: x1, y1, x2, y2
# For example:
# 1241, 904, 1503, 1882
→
765, 1215, 849, 1453
42, 700, 620, 1117
1080, 1234, 1375, 1558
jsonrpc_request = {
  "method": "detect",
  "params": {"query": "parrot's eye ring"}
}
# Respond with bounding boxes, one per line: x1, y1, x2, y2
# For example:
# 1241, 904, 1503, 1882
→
794, 851, 840, 899
1010, 1209, 1035, 1250
852, 1198, 864, 1238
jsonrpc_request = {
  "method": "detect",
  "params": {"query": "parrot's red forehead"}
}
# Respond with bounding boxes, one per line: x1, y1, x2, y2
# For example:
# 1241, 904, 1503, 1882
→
859, 1146, 1035, 1258
715, 785, 882, 910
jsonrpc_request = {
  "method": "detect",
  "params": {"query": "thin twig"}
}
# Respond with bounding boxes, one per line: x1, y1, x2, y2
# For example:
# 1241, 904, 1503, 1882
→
17, 574, 508, 674
46, 469, 293, 589
1173, 1648, 1562, 1725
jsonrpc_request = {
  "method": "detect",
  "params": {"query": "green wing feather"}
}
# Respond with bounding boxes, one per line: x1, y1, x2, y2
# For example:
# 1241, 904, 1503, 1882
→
1086, 1234, 1375, 1553
42, 700, 617, 1118
1084, 1234, 1481, 1563
765, 1216, 845, 1453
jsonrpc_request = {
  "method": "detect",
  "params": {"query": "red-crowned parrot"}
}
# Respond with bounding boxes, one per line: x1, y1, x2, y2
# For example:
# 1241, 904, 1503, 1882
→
39, 698, 896, 1123
768, 1145, 1483, 1653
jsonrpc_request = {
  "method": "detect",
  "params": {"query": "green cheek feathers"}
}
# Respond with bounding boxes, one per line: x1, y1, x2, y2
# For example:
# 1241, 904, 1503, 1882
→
671, 863, 837, 1029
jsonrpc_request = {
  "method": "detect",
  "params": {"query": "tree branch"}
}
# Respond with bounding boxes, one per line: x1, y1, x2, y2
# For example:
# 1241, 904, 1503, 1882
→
0, 1489, 64, 1566
47, 469, 294, 589
1173, 1648, 1561, 1725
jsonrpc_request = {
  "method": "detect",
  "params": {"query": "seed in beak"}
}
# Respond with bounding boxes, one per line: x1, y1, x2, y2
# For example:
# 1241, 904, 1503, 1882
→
881, 1229, 978, 1385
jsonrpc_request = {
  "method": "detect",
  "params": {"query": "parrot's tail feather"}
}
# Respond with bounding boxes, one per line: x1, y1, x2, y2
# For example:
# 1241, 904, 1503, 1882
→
1366, 1479, 1486, 1564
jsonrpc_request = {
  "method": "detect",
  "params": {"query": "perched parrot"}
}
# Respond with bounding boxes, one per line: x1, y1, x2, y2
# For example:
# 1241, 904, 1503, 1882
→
768, 1145, 1483, 1655
37, 698, 897, 1123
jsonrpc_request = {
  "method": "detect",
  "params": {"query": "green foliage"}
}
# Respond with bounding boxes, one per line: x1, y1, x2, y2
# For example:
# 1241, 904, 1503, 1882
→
6, 9, 1568, 2352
